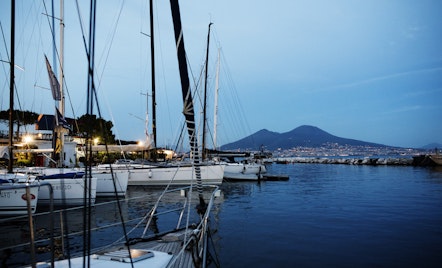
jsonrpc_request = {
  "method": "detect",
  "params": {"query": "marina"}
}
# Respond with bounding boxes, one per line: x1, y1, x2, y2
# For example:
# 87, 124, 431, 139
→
1, 163, 442, 267
0, 0, 441, 267
1, 0, 221, 266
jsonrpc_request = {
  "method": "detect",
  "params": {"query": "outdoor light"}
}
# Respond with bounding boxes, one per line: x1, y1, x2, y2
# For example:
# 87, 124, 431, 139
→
23, 135, 33, 144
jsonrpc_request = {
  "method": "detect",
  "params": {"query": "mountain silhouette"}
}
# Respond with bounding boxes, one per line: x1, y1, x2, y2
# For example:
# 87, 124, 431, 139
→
220, 125, 387, 151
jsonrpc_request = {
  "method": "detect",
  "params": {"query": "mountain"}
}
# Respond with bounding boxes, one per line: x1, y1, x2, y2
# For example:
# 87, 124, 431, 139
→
420, 143, 442, 150
220, 125, 388, 151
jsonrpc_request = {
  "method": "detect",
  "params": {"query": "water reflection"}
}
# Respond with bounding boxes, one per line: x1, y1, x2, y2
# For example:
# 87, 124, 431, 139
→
0, 185, 224, 267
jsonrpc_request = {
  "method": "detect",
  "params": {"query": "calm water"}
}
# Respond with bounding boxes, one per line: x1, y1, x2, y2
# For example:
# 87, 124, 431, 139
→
1, 163, 442, 267
218, 164, 442, 268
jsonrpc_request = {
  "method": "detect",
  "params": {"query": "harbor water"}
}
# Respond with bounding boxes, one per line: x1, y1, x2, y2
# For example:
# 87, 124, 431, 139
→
1, 163, 442, 267
218, 163, 442, 267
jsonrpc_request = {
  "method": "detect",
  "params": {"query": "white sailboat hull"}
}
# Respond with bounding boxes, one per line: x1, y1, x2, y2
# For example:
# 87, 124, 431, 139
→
92, 169, 129, 197
223, 162, 266, 180
224, 162, 266, 174
0, 181, 39, 216
0, 173, 39, 215
127, 164, 224, 186
35, 177, 97, 206
99, 163, 224, 186
16, 167, 128, 198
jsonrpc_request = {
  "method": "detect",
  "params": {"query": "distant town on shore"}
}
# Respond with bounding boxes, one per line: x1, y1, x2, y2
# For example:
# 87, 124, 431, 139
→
221, 125, 441, 158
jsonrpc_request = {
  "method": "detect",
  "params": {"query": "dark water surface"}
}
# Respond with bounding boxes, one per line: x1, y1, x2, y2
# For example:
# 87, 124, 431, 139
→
1, 163, 442, 267
217, 164, 442, 268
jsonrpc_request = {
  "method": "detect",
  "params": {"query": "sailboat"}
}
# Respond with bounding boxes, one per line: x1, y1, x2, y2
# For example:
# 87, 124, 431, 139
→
200, 25, 266, 181
15, 0, 129, 202
11, 3, 99, 206
32, 0, 221, 266
0, 1, 40, 216
103, 0, 224, 187
0, 174, 39, 216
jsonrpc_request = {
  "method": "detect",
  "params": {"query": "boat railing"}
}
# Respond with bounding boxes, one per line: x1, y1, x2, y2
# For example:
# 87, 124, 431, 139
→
1, 184, 220, 266
167, 185, 220, 268
0, 182, 54, 266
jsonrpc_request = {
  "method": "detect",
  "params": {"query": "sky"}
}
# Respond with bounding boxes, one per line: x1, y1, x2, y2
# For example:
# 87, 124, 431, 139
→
1, 0, 441, 149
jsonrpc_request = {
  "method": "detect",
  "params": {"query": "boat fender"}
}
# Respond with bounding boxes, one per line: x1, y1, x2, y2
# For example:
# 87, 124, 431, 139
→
148, 170, 152, 178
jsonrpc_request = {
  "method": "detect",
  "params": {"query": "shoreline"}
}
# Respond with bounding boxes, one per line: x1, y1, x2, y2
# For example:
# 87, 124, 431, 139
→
273, 154, 439, 166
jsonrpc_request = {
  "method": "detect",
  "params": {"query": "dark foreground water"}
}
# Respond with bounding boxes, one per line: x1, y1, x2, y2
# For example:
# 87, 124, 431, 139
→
218, 164, 442, 267
1, 163, 442, 267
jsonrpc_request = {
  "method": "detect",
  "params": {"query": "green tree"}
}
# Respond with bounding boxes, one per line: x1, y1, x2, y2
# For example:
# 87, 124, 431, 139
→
0, 109, 39, 125
0, 109, 116, 144
76, 114, 115, 144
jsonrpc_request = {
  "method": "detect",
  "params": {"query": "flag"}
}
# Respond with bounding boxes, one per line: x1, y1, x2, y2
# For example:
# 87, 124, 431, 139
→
44, 55, 61, 101
55, 107, 72, 130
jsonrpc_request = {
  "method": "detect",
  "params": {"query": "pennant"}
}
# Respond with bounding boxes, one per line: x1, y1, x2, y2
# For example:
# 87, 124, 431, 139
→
55, 107, 72, 130
44, 55, 61, 101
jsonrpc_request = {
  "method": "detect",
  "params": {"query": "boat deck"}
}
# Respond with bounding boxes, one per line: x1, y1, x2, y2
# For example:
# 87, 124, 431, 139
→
92, 228, 201, 268
36, 228, 203, 268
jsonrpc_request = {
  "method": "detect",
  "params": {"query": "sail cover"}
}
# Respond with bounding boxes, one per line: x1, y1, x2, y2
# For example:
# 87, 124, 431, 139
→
169, 0, 204, 196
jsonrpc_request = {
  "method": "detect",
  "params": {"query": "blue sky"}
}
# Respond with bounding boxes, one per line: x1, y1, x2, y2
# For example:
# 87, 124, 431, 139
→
1, 0, 441, 149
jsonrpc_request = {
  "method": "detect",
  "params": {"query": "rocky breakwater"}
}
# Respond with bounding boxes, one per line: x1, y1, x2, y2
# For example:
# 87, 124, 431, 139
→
275, 157, 414, 166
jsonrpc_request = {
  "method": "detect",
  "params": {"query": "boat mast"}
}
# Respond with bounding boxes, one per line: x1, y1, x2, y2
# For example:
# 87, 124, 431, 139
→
213, 48, 220, 150
149, 0, 157, 149
202, 22, 212, 161
8, 0, 15, 173
58, 0, 65, 167
169, 0, 205, 211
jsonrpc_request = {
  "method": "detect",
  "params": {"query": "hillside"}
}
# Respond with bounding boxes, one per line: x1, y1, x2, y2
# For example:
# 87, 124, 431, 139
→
220, 125, 387, 151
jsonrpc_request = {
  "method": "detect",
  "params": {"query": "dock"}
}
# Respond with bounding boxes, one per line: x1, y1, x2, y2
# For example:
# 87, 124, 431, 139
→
262, 174, 290, 181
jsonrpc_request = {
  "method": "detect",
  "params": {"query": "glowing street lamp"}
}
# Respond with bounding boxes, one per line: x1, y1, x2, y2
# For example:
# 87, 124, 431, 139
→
23, 135, 33, 144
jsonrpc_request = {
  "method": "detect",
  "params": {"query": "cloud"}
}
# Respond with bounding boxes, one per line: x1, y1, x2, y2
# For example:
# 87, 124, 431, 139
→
403, 87, 442, 98
383, 105, 422, 115
313, 67, 442, 92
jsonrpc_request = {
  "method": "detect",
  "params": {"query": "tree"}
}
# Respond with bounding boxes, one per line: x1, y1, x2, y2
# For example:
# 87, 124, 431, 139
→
76, 114, 115, 144
0, 109, 116, 144
0, 109, 39, 125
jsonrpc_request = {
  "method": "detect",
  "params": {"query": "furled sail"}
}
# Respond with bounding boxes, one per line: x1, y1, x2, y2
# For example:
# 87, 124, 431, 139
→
169, 0, 205, 210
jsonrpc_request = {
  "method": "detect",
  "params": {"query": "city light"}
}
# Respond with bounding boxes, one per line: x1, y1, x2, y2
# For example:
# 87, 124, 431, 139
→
23, 135, 33, 144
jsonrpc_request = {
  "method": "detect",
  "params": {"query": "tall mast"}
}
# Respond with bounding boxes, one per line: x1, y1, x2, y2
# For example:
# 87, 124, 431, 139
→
213, 48, 220, 150
150, 0, 157, 149
8, 0, 15, 173
202, 22, 212, 160
169, 0, 205, 210
58, 0, 65, 167
51, 0, 57, 78
59, 0, 64, 116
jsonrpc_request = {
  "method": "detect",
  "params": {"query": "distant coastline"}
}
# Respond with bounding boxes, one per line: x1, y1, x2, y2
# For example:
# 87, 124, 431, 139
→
266, 145, 440, 167
274, 156, 414, 166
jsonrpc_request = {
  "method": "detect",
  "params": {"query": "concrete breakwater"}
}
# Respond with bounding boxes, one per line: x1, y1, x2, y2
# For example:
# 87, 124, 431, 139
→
275, 157, 415, 166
